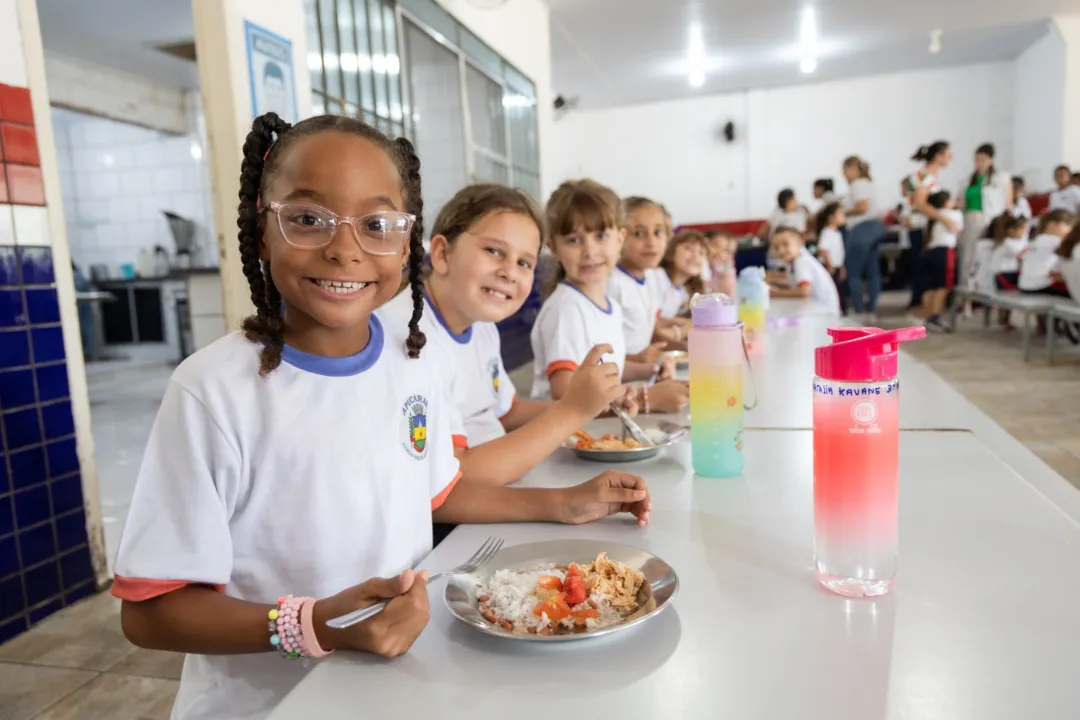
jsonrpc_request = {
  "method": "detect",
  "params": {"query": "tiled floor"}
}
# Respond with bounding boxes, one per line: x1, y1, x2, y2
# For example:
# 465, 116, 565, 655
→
2, 294, 1078, 718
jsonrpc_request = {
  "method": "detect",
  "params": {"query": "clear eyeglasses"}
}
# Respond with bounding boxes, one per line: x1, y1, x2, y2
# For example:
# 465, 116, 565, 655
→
263, 201, 415, 256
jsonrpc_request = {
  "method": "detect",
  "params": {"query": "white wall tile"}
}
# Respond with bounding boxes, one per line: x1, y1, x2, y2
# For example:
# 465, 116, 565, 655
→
0, 206, 15, 246
13, 206, 52, 247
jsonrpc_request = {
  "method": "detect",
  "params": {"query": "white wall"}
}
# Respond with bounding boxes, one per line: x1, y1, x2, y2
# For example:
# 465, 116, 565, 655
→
52, 107, 215, 273
434, 0, 554, 196
1056, 15, 1080, 168
1013, 25, 1066, 192
551, 62, 1014, 223
44, 53, 187, 134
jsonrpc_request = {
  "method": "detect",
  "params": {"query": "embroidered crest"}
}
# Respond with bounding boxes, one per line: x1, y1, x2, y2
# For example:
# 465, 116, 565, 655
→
400, 394, 429, 459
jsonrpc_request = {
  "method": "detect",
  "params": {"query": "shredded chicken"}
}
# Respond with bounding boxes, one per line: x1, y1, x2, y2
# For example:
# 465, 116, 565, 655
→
576, 552, 645, 614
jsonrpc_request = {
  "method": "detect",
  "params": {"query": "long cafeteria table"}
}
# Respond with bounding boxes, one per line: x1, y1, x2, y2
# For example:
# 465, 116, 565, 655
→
269, 301, 1080, 719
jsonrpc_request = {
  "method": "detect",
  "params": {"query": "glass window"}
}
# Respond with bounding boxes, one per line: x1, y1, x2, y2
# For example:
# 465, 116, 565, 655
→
383, 2, 404, 125
398, 0, 458, 46
337, 0, 361, 106
474, 154, 509, 185
465, 64, 506, 157
304, 0, 324, 94
367, 0, 388, 118
459, 28, 501, 80
318, 0, 342, 98
311, 93, 327, 116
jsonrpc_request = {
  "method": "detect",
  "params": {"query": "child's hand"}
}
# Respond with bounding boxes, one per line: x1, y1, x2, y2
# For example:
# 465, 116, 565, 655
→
558, 470, 651, 526
561, 344, 626, 418
649, 379, 689, 413
839, 266, 847, 282
614, 386, 639, 417
657, 353, 676, 381
638, 341, 667, 365
313, 570, 430, 657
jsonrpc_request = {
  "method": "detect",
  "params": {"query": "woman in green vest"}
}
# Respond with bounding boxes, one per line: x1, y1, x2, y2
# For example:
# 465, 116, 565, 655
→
957, 143, 1012, 312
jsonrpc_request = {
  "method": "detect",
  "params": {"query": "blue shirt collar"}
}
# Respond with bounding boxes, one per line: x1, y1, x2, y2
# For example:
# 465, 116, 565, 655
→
617, 265, 647, 286
281, 315, 385, 377
560, 281, 612, 314
423, 288, 472, 344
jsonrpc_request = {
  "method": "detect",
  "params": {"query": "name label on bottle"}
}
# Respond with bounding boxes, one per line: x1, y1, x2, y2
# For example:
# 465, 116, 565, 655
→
812, 380, 898, 396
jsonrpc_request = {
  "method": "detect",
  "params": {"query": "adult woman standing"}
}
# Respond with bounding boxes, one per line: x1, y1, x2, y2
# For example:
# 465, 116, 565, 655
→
841, 156, 885, 321
903, 141, 954, 314
958, 143, 1011, 295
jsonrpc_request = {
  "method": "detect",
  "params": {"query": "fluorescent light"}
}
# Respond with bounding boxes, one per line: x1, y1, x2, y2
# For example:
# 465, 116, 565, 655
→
800, 6, 817, 46
189, 144, 203, 161
800, 57, 817, 74
687, 22, 708, 87
689, 71, 705, 87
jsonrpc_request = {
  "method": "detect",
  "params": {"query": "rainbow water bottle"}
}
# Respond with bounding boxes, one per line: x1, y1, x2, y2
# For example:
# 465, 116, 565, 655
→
689, 293, 751, 478
737, 267, 769, 354
812, 326, 925, 598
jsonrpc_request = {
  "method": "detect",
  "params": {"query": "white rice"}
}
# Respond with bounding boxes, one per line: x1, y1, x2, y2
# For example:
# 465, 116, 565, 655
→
478, 564, 625, 633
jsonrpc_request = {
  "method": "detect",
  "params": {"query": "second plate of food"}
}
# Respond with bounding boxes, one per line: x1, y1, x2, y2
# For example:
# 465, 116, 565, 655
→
444, 539, 679, 642
566, 425, 686, 462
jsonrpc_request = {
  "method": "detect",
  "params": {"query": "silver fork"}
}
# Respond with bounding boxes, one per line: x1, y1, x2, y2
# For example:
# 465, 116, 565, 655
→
325, 536, 505, 629
610, 402, 655, 447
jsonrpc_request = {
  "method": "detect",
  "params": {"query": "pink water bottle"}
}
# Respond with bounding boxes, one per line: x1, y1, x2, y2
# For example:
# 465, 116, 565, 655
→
812, 326, 925, 598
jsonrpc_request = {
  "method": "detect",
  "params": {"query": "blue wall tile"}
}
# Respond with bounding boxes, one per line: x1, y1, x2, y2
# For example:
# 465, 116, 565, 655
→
35, 364, 69, 402
0, 536, 17, 576
31, 327, 65, 364
18, 522, 55, 567
55, 510, 87, 552
0, 368, 36, 409
24, 560, 60, 606
25, 288, 60, 324
60, 546, 92, 589
0, 616, 28, 644
64, 581, 93, 605
17, 248, 55, 286
46, 439, 79, 478
3, 408, 41, 449
0, 576, 24, 621
10, 446, 47, 490
14, 485, 49, 529
0, 498, 12, 535
0, 289, 26, 327
50, 473, 83, 515
28, 598, 62, 625
41, 401, 74, 439
0, 248, 20, 287
0, 329, 30, 368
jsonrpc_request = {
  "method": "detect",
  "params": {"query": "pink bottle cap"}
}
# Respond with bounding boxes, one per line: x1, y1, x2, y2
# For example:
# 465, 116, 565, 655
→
691, 293, 739, 328
814, 326, 926, 382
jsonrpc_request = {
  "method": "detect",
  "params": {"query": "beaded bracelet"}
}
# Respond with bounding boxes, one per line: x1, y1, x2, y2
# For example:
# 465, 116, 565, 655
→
642, 385, 651, 414
268, 596, 333, 660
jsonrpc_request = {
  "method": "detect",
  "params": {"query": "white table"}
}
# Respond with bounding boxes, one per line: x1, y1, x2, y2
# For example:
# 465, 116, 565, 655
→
270, 430, 1080, 719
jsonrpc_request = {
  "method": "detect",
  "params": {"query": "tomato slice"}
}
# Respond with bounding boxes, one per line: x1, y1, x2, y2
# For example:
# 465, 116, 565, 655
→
565, 563, 583, 578
571, 608, 599, 621
562, 575, 587, 606
535, 576, 563, 590
532, 593, 571, 621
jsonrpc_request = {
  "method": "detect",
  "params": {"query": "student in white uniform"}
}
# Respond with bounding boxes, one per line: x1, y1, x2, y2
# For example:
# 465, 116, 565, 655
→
1049, 165, 1080, 215
1055, 224, 1080, 302
1019, 209, 1074, 296
380, 183, 627, 483
989, 213, 1030, 291
815, 202, 848, 314
757, 187, 809, 239
656, 229, 707, 317
608, 196, 690, 362
1012, 176, 1032, 220
111, 115, 652, 720
920, 190, 964, 331
765, 226, 841, 314
531, 180, 689, 414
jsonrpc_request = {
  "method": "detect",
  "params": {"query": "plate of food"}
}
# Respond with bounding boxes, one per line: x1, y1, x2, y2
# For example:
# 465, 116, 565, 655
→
664, 350, 689, 370
566, 426, 685, 463
444, 539, 678, 642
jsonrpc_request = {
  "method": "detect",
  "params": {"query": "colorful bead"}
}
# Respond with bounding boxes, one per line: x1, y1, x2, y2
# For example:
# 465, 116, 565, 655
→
268, 608, 279, 621
270, 634, 280, 646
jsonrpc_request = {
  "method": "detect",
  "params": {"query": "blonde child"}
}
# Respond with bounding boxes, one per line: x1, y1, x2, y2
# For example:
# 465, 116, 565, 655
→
919, 190, 964, 332
112, 115, 650, 720
766, 226, 841, 314
380, 183, 633, 486
657, 229, 708, 317
530, 180, 689, 414
1019, 209, 1074, 296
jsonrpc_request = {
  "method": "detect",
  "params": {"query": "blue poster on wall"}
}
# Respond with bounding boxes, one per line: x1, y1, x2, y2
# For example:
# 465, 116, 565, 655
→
244, 20, 297, 123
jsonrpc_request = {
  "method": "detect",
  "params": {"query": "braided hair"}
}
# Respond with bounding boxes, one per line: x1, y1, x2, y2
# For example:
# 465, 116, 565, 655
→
236, 112, 426, 375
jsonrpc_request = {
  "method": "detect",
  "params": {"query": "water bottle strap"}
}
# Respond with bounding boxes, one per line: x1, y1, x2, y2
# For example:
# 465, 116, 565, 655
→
741, 333, 759, 410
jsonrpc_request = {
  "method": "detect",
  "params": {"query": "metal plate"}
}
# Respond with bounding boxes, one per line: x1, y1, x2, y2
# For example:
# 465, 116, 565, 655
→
444, 539, 679, 643
665, 350, 689, 369
567, 427, 685, 463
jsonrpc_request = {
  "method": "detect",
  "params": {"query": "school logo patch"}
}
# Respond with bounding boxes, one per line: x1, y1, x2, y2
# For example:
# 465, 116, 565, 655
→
400, 394, 429, 460
488, 358, 501, 398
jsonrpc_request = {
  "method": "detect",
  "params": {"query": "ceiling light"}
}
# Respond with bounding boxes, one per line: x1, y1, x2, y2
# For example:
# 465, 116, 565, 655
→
929, 29, 943, 54
800, 6, 818, 47
800, 57, 818, 74
189, 144, 203, 161
687, 22, 708, 87
689, 71, 705, 87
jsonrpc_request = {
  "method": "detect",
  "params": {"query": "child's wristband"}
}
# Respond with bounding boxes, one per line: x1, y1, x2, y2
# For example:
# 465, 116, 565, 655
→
299, 597, 333, 658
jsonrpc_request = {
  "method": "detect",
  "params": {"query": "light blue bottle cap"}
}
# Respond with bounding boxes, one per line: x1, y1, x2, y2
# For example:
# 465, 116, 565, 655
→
691, 293, 739, 328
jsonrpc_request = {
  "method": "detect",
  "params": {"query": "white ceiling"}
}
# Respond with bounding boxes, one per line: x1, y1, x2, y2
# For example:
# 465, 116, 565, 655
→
548, 0, 1080, 109
36, 0, 198, 89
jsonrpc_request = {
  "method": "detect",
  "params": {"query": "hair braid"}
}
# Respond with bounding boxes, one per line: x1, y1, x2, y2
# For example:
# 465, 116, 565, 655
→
396, 137, 427, 358
237, 112, 292, 375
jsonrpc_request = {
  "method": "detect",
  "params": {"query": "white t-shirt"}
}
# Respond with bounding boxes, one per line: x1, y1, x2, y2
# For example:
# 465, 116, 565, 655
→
844, 178, 878, 227
1013, 197, 1033, 220
1019, 233, 1064, 291
529, 282, 627, 401
927, 209, 964, 249
817, 227, 845, 269
1049, 185, 1080, 215
112, 320, 461, 720
905, 170, 941, 229
791, 248, 841, 314
653, 270, 690, 318
1058, 244, 1080, 301
608, 266, 662, 354
972, 239, 995, 292
990, 236, 1028, 275
767, 207, 808, 234
380, 289, 515, 448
